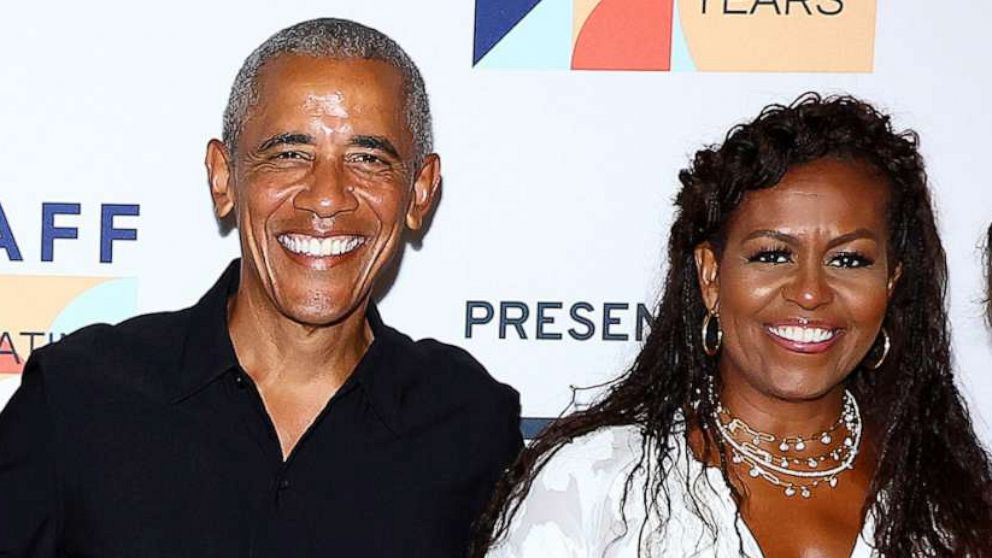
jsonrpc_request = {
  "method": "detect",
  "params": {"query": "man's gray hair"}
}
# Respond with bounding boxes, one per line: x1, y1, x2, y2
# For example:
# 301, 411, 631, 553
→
223, 18, 433, 165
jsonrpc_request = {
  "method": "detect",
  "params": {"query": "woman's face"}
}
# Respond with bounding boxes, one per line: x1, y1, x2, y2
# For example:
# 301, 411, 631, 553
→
695, 158, 899, 402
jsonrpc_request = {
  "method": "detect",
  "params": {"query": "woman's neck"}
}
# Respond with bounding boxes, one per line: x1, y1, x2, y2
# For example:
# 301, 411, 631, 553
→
717, 373, 847, 440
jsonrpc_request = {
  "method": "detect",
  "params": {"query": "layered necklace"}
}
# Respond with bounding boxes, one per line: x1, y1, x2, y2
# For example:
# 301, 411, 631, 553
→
708, 382, 862, 499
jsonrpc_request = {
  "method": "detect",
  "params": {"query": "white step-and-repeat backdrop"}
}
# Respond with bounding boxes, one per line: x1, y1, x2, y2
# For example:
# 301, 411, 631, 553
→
1, 0, 990, 442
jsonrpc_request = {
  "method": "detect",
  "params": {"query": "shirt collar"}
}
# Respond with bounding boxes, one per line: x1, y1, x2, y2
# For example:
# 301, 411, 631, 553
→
170, 259, 409, 434
171, 259, 240, 403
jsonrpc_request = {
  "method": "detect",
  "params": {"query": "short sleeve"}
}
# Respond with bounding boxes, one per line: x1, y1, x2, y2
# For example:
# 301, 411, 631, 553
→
467, 386, 523, 513
0, 353, 60, 556
460, 386, 524, 554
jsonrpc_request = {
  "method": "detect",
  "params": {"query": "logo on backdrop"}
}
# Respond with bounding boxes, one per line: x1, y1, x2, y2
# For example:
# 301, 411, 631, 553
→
0, 201, 140, 375
464, 300, 654, 341
473, 0, 875, 72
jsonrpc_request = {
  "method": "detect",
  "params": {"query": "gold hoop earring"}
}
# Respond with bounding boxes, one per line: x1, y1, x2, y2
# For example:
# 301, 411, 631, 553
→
866, 327, 890, 370
701, 309, 722, 357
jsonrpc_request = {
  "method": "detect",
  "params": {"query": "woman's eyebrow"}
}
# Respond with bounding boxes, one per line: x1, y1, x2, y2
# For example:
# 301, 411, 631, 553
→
827, 228, 878, 249
741, 228, 879, 248
741, 229, 798, 245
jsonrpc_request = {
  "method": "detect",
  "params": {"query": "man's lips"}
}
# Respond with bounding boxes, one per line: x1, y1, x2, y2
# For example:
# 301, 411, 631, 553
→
764, 321, 844, 354
276, 232, 368, 260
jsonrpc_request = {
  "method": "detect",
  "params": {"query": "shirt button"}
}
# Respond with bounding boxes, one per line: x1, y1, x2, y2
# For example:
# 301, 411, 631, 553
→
234, 374, 246, 389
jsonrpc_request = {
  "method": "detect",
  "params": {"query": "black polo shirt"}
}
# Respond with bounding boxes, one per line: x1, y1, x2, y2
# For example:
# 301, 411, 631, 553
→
0, 261, 522, 557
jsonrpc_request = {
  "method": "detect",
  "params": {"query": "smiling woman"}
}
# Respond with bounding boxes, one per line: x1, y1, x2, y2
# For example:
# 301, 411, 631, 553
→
474, 93, 992, 557
695, 157, 896, 404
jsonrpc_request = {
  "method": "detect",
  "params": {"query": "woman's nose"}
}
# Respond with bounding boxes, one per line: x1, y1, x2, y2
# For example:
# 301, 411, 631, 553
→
782, 261, 834, 310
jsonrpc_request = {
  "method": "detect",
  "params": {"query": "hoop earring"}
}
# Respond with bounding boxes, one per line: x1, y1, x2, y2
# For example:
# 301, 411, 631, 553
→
866, 327, 890, 370
701, 309, 722, 357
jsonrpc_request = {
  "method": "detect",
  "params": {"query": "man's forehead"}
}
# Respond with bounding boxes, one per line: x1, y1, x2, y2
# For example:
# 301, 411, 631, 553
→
246, 56, 408, 133
303, 92, 348, 118
235, 55, 415, 159
254, 55, 405, 100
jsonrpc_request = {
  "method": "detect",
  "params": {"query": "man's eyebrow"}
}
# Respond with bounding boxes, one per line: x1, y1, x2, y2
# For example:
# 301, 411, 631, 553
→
348, 135, 401, 159
256, 133, 315, 152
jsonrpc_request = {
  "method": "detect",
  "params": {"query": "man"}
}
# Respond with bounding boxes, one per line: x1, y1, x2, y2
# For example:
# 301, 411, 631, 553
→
0, 18, 522, 557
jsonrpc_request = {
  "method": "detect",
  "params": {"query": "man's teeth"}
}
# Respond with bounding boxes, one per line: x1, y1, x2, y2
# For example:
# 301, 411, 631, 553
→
769, 325, 835, 344
277, 234, 365, 257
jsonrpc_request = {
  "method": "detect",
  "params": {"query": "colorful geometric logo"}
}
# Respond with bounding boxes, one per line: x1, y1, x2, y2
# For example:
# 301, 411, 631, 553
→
0, 275, 137, 382
473, 0, 876, 72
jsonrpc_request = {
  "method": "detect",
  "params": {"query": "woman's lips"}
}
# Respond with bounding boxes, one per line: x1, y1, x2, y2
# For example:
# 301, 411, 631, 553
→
764, 324, 844, 354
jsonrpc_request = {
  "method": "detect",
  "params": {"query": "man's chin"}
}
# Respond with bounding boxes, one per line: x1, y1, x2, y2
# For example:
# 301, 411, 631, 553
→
274, 294, 364, 328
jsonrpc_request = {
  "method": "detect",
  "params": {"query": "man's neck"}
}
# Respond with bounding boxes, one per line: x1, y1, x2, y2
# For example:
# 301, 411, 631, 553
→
226, 278, 373, 392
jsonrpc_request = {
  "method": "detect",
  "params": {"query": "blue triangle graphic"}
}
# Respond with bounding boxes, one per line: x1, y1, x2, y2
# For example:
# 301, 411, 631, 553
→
474, 0, 543, 65
475, 0, 570, 70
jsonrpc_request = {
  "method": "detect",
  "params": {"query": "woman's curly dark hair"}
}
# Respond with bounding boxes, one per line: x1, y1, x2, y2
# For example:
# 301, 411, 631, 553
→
472, 93, 992, 556
986, 223, 992, 328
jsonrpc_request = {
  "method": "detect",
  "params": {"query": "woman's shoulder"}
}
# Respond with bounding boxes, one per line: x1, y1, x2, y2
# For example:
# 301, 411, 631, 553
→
538, 424, 648, 483
535, 419, 698, 489
487, 425, 652, 557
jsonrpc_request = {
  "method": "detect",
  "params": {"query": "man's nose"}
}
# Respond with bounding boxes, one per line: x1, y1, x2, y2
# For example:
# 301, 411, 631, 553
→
294, 160, 359, 218
782, 259, 834, 310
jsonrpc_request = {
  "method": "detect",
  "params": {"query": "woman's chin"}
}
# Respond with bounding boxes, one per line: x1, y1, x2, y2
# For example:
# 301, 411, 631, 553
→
757, 375, 844, 402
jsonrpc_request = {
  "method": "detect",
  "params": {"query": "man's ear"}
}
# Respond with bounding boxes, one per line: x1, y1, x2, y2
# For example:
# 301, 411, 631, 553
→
405, 153, 441, 231
694, 242, 721, 313
206, 139, 235, 219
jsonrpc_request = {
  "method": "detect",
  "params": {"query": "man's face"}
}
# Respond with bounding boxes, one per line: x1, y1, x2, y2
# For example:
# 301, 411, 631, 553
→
208, 55, 439, 326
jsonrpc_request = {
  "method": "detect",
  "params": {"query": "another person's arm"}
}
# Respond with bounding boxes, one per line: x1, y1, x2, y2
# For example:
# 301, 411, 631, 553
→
0, 353, 60, 557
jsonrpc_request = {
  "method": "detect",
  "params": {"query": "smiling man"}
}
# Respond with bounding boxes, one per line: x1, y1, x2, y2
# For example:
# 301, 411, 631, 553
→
0, 19, 522, 557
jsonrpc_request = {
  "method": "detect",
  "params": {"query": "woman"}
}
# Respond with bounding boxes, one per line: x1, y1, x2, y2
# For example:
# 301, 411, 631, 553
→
474, 94, 992, 557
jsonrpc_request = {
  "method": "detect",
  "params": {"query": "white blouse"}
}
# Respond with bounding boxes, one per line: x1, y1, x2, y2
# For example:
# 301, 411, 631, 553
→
487, 425, 876, 557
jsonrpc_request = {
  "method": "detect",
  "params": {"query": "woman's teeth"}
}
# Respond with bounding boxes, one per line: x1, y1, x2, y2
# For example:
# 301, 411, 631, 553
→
768, 325, 836, 344
277, 234, 365, 257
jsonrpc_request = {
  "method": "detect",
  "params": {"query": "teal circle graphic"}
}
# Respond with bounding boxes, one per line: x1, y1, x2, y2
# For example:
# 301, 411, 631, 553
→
49, 278, 138, 336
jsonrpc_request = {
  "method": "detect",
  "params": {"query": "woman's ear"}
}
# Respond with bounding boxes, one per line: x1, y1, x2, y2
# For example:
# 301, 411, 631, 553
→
887, 262, 903, 299
694, 243, 720, 312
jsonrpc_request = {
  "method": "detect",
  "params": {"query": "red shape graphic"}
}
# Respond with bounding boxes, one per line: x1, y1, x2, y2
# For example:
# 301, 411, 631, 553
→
0, 334, 24, 374
572, 0, 674, 71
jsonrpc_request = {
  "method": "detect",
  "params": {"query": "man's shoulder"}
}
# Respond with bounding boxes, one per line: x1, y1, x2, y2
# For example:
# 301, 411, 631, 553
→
388, 333, 522, 464
399, 334, 518, 406
380, 328, 520, 439
28, 308, 192, 388
36, 308, 190, 360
